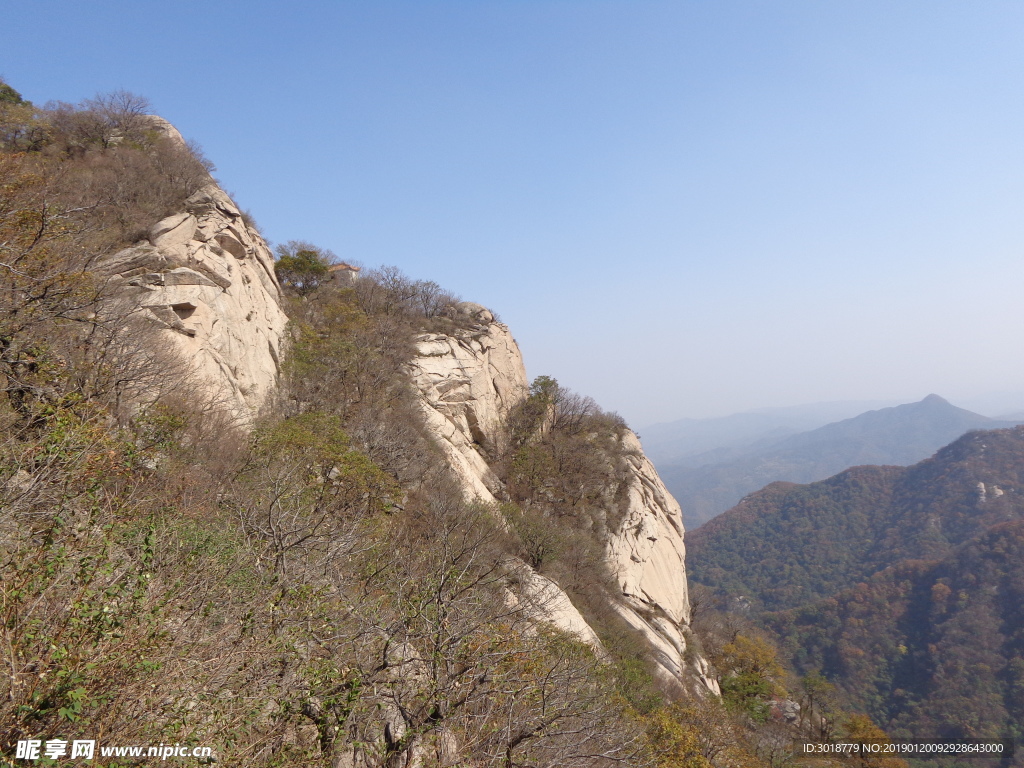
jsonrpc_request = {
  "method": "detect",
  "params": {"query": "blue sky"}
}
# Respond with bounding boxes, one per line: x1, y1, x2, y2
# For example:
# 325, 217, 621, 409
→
5, 1, 1024, 425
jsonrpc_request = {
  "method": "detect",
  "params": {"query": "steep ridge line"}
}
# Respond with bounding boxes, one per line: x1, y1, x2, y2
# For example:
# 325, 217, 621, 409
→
96, 138, 715, 696
408, 305, 717, 694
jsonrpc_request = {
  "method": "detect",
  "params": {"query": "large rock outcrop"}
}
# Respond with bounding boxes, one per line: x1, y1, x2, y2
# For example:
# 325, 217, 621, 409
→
408, 303, 528, 503
607, 434, 719, 693
100, 183, 287, 420
408, 306, 716, 693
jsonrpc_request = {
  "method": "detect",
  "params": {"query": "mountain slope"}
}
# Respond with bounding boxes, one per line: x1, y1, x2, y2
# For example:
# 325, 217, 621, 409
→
688, 426, 1024, 611
661, 395, 1019, 528
688, 426, 1024, 746
767, 520, 1024, 743
2, 92, 717, 766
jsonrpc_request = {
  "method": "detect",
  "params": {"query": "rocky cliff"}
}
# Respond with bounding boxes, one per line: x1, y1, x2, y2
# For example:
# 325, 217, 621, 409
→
608, 432, 718, 693
100, 183, 287, 421
408, 306, 716, 694
408, 302, 528, 503
96, 119, 710, 693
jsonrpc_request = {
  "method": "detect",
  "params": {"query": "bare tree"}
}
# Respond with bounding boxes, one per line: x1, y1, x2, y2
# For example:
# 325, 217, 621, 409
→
82, 89, 153, 147
286, 494, 648, 768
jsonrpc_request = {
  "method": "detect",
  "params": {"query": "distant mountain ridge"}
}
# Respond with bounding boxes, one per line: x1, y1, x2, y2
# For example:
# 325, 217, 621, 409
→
656, 395, 1021, 528
687, 426, 1024, 744
639, 399, 896, 466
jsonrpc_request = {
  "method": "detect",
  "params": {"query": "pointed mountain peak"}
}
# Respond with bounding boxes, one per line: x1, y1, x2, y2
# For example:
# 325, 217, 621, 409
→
920, 394, 950, 406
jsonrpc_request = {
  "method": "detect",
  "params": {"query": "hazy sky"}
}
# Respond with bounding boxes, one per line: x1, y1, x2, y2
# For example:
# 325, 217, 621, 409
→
5, 1, 1024, 425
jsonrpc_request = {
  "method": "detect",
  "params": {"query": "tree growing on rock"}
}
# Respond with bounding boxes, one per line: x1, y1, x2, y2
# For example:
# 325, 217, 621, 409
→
274, 241, 336, 295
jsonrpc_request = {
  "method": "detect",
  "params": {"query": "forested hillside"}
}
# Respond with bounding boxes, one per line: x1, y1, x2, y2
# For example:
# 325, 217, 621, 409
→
768, 520, 1024, 744
0, 83, 645, 765
688, 427, 1024, 757
0, 81, 901, 768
